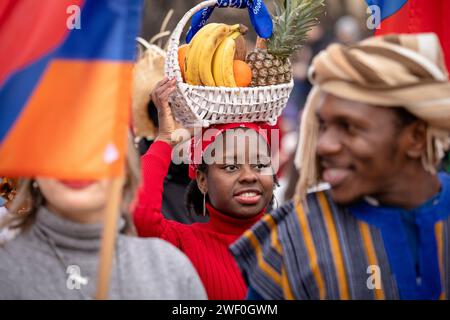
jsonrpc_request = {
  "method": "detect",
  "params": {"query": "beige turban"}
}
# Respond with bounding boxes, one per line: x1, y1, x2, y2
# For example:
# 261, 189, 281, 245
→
295, 33, 450, 200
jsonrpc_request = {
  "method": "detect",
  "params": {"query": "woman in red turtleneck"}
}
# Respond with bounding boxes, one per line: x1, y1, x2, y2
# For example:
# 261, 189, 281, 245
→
133, 77, 276, 300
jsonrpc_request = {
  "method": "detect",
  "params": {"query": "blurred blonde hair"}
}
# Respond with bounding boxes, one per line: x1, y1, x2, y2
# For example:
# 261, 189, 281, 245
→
1, 134, 141, 235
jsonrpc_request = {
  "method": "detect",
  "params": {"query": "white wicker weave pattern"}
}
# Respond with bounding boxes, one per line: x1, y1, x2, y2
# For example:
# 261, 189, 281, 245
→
165, 0, 293, 127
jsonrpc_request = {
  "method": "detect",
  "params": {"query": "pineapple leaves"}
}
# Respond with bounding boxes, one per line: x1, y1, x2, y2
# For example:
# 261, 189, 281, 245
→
268, 0, 325, 58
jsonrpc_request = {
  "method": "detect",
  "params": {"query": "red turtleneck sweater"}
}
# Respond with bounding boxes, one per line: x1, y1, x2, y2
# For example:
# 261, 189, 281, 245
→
133, 141, 263, 300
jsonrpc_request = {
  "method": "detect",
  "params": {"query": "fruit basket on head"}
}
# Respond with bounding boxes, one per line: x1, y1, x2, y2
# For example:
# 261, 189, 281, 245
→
165, 0, 324, 128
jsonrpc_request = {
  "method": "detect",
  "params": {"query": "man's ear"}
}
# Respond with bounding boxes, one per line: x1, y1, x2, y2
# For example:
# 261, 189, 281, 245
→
404, 120, 427, 159
196, 170, 207, 194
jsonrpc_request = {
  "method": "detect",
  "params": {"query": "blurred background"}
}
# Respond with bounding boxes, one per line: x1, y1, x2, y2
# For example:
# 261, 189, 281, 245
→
140, 0, 371, 45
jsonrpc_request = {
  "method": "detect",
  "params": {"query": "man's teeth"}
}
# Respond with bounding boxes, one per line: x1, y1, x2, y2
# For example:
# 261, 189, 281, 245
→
239, 192, 258, 197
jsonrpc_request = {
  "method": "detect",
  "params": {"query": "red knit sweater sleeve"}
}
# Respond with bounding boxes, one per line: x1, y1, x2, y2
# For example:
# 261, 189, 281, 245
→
133, 140, 181, 247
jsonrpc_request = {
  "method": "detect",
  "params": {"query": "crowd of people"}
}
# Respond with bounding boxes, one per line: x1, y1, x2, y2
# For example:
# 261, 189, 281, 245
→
1, 29, 450, 299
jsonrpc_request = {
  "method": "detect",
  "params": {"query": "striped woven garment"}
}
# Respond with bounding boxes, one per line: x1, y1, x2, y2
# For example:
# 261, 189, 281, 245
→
230, 173, 450, 300
296, 33, 450, 198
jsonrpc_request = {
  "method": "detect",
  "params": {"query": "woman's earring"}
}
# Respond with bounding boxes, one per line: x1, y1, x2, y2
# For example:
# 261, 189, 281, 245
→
273, 194, 279, 209
202, 192, 206, 217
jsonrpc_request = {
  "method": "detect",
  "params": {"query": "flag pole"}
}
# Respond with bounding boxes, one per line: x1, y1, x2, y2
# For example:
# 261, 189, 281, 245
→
95, 176, 124, 300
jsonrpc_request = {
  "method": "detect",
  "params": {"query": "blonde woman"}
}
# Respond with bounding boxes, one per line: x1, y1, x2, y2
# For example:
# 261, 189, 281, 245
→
0, 142, 206, 300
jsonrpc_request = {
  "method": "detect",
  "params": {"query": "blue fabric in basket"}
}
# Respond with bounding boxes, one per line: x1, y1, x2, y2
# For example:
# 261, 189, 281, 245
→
186, 0, 273, 43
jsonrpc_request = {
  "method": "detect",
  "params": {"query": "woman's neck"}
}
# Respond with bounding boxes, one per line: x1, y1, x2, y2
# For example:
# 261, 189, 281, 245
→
46, 204, 105, 224
205, 203, 264, 235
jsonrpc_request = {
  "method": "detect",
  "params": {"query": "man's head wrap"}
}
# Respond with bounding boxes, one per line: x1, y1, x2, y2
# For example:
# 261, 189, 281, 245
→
295, 33, 450, 200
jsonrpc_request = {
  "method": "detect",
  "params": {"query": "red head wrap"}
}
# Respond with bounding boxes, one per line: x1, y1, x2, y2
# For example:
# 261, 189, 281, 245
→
188, 122, 277, 179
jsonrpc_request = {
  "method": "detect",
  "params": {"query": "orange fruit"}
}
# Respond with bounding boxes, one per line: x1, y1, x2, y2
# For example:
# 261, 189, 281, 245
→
233, 60, 252, 87
178, 44, 188, 81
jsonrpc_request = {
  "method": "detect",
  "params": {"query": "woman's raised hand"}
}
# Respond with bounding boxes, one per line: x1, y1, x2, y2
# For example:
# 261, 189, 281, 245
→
151, 77, 178, 145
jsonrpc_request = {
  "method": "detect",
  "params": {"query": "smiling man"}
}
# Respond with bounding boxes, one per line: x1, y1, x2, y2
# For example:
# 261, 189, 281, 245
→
231, 33, 450, 300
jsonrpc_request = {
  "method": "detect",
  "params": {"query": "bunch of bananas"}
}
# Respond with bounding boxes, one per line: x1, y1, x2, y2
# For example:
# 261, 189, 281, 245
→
184, 23, 248, 87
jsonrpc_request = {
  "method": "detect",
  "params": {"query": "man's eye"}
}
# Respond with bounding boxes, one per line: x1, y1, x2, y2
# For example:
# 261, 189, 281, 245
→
336, 120, 357, 135
344, 122, 358, 135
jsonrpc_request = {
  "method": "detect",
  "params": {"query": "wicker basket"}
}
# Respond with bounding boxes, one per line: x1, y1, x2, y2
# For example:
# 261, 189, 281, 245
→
165, 0, 294, 127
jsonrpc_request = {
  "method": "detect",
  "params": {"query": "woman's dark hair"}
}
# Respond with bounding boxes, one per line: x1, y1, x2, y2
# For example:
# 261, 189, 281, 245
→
184, 162, 280, 216
185, 163, 208, 216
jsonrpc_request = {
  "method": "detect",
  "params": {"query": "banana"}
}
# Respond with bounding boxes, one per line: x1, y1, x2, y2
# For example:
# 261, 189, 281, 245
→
212, 31, 241, 87
198, 24, 240, 86
212, 39, 227, 86
185, 23, 219, 86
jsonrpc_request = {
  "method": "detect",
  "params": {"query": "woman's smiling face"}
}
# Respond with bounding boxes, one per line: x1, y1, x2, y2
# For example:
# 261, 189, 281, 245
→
197, 128, 274, 218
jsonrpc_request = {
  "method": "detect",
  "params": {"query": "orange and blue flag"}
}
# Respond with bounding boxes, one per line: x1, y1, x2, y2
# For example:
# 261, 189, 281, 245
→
0, 0, 142, 179
366, 0, 450, 70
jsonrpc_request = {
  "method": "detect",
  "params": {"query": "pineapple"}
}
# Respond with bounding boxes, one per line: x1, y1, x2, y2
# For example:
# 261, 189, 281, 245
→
246, 0, 325, 86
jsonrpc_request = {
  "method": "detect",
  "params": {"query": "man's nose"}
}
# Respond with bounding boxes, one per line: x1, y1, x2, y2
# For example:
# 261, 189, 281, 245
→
316, 126, 343, 156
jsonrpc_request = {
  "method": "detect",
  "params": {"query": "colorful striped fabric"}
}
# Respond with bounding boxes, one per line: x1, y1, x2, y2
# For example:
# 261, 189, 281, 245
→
231, 173, 450, 299
0, 0, 141, 178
